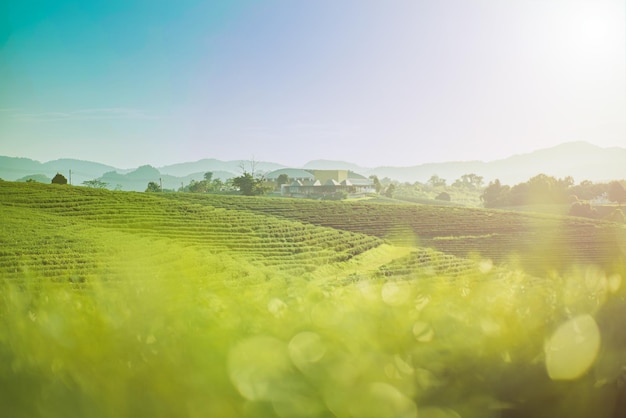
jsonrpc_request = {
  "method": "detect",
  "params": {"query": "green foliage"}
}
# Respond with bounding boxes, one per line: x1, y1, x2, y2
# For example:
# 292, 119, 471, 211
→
276, 173, 289, 187
608, 181, 626, 205
82, 179, 109, 189
383, 183, 396, 198
1, 182, 626, 417
51, 173, 68, 185
145, 181, 161, 192
369, 175, 383, 193
482, 175, 581, 208
232, 172, 270, 196
569, 201, 598, 219
393, 181, 483, 207
435, 191, 451, 201
452, 173, 484, 189
481, 179, 510, 207
181, 176, 224, 193
428, 174, 446, 188
570, 180, 608, 201
17, 174, 50, 183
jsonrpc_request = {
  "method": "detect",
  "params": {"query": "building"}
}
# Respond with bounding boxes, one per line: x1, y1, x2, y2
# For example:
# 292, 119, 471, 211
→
275, 169, 374, 198
265, 168, 315, 182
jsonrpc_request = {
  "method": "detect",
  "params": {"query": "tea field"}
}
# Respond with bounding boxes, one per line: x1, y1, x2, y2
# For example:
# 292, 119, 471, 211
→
166, 193, 626, 274
1, 181, 626, 418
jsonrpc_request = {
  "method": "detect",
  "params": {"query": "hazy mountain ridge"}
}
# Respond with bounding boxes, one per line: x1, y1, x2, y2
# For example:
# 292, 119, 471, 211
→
305, 142, 626, 184
158, 159, 286, 177
1, 142, 624, 191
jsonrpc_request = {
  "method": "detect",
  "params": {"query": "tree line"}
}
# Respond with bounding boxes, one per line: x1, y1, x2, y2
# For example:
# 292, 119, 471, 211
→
481, 174, 626, 220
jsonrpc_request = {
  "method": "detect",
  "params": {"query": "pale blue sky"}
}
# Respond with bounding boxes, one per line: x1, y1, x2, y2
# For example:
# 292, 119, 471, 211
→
1, 0, 624, 168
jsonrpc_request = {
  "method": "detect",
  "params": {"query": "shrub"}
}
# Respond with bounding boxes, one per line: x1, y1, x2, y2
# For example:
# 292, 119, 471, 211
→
569, 201, 597, 219
436, 192, 451, 201
51, 173, 68, 185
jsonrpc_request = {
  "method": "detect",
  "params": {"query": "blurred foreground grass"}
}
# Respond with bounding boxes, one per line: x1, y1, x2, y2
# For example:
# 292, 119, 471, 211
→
2, 254, 626, 418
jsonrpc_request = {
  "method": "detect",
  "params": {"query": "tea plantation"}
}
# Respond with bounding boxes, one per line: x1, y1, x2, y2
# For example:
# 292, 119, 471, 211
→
1, 181, 626, 418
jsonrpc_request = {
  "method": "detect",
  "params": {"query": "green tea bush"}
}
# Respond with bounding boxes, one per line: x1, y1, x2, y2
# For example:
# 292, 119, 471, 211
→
2, 182, 626, 417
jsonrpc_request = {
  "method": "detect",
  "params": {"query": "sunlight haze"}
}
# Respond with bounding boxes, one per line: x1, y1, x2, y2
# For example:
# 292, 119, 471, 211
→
1, 0, 624, 168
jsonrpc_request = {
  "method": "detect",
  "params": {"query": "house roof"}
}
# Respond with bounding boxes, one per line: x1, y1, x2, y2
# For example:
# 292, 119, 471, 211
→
346, 178, 373, 186
266, 168, 314, 180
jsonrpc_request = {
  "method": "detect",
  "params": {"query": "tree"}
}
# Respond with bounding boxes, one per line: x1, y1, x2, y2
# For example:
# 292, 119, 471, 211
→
210, 178, 224, 192
508, 182, 529, 206
481, 179, 510, 208
188, 179, 208, 193
428, 175, 446, 188
276, 174, 289, 189
571, 180, 607, 201
384, 183, 396, 198
520, 174, 572, 205
145, 181, 161, 192
232, 172, 270, 196
204, 172, 213, 182
453, 173, 484, 189
51, 173, 68, 185
526, 174, 556, 204
82, 179, 109, 189
369, 175, 382, 193
608, 181, 626, 205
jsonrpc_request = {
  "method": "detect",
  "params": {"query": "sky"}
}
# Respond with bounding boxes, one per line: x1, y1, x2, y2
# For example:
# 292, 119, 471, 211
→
1, 0, 625, 168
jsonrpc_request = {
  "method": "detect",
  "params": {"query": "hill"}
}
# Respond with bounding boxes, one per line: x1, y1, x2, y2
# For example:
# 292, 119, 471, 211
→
2, 141, 623, 189
0, 181, 382, 280
158, 158, 286, 177
307, 141, 626, 184
2, 181, 626, 417
0, 156, 117, 186
166, 193, 626, 275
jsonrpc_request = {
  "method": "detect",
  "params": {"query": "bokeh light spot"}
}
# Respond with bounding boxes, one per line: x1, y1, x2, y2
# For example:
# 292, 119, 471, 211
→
350, 382, 417, 418
228, 336, 291, 401
545, 314, 600, 380
288, 331, 326, 372
382, 282, 409, 306
413, 321, 434, 342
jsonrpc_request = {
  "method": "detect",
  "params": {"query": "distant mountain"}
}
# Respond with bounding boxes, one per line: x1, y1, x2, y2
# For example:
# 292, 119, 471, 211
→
15, 174, 51, 183
99, 166, 236, 192
0, 156, 117, 185
159, 159, 285, 177
303, 160, 365, 172
1, 141, 624, 190
483, 142, 626, 183
304, 142, 626, 184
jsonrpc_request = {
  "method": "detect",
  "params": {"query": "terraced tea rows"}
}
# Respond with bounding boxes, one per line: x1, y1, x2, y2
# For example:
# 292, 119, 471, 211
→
3, 181, 626, 418
0, 182, 382, 280
168, 193, 626, 274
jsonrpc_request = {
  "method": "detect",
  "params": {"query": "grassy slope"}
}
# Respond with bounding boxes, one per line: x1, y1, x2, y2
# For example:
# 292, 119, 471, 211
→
167, 193, 626, 275
0, 182, 385, 282
2, 182, 626, 418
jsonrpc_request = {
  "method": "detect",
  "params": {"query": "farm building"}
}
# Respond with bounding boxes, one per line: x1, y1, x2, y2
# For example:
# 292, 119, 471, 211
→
265, 168, 315, 182
279, 169, 374, 198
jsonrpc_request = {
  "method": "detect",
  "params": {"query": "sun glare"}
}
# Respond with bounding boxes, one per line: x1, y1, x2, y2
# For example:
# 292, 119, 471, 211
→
566, 3, 620, 50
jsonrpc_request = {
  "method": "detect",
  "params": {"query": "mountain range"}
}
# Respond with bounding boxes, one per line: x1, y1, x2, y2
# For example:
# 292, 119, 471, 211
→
1, 141, 624, 192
